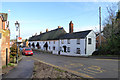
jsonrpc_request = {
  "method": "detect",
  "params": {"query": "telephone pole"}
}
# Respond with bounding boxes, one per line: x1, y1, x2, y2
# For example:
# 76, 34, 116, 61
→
99, 6, 101, 46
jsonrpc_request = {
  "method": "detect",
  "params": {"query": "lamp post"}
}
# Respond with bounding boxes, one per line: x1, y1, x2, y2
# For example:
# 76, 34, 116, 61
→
15, 21, 19, 64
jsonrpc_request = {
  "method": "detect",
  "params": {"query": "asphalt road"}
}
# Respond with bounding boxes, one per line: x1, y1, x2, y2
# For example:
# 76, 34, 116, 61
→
2, 56, 34, 80
32, 51, 119, 79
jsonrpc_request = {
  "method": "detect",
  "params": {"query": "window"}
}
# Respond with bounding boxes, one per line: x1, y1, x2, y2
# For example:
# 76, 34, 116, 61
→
25, 49, 31, 51
54, 41, 55, 44
49, 46, 50, 50
67, 39, 70, 44
76, 48, 80, 54
61, 40, 64, 44
88, 38, 92, 44
67, 47, 70, 52
77, 39, 80, 44
53, 46, 55, 50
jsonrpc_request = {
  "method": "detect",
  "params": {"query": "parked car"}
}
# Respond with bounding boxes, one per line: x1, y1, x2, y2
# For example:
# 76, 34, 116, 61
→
22, 48, 33, 56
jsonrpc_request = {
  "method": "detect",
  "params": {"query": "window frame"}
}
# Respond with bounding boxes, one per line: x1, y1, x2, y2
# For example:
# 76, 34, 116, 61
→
67, 47, 70, 52
76, 48, 80, 54
61, 40, 64, 44
88, 38, 92, 44
67, 39, 70, 44
77, 39, 80, 44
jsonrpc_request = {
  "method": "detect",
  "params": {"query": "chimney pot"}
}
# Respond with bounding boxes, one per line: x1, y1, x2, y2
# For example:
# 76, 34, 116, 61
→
46, 29, 48, 32
58, 26, 61, 28
40, 31, 42, 34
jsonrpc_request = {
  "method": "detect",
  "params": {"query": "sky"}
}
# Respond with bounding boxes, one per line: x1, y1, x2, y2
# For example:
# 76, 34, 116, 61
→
0, 1, 119, 40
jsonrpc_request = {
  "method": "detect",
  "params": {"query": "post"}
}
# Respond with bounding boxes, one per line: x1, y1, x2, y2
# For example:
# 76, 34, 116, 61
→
16, 35, 18, 64
15, 21, 19, 64
99, 7, 101, 46
19, 24, 20, 37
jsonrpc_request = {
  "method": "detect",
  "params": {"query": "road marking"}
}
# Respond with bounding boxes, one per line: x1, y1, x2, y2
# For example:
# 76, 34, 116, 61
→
87, 66, 105, 73
78, 69, 95, 75
32, 57, 94, 78
95, 59, 119, 61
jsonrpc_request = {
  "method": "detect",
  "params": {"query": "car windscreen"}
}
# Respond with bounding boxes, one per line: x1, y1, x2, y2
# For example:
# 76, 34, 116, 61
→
25, 49, 31, 51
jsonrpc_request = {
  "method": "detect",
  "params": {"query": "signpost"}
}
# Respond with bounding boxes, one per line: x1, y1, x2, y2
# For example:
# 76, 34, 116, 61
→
17, 37, 22, 42
15, 21, 19, 64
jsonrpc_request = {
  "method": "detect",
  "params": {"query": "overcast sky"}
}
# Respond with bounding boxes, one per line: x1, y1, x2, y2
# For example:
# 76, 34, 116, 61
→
1, 1, 119, 39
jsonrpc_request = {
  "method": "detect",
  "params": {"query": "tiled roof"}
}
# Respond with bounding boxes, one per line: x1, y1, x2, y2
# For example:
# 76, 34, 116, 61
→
29, 27, 66, 41
59, 30, 92, 39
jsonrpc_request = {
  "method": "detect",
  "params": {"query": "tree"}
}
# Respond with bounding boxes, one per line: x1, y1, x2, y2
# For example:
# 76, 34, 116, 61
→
101, 4, 120, 55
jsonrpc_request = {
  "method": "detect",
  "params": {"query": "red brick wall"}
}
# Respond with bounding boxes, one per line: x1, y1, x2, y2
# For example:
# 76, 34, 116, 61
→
0, 17, 10, 66
1, 30, 10, 66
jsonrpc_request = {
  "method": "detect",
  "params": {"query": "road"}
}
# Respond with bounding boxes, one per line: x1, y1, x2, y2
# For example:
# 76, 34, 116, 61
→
31, 51, 119, 79
2, 56, 34, 80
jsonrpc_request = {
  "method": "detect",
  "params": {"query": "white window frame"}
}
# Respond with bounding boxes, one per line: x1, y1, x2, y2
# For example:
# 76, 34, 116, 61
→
77, 39, 80, 44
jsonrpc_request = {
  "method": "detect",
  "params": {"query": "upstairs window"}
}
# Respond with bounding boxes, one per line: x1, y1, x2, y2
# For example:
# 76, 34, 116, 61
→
88, 38, 92, 44
54, 41, 55, 44
67, 39, 70, 44
61, 40, 64, 44
77, 39, 80, 44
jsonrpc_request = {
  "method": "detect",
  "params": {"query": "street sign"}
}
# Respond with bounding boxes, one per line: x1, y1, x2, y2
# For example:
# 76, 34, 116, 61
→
17, 37, 22, 42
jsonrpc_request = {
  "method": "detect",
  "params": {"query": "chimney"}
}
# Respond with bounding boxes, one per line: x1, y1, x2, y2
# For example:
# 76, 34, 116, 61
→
69, 21, 73, 33
35, 33, 37, 36
46, 29, 48, 32
58, 26, 61, 28
40, 31, 42, 34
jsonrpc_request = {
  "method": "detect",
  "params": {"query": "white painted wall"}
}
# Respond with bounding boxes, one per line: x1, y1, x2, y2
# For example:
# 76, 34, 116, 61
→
86, 30, 96, 55
29, 40, 59, 52
59, 39, 86, 56
29, 30, 96, 56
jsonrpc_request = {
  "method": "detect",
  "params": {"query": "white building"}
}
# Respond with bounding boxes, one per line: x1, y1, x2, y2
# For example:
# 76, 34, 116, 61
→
29, 21, 96, 56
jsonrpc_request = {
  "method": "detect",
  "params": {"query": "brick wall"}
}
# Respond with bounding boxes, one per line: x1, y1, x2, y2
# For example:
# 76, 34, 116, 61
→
0, 16, 10, 66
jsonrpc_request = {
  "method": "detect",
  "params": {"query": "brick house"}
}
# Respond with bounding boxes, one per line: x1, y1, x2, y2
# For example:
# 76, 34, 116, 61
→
96, 33, 106, 49
0, 13, 10, 66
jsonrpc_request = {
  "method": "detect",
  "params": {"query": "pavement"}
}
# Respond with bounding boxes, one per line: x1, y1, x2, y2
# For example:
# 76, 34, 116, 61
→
32, 51, 119, 79
2, 56, 34, 80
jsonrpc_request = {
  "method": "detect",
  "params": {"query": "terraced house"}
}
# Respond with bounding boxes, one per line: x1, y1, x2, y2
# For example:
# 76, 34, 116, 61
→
29, 21, 96, 56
